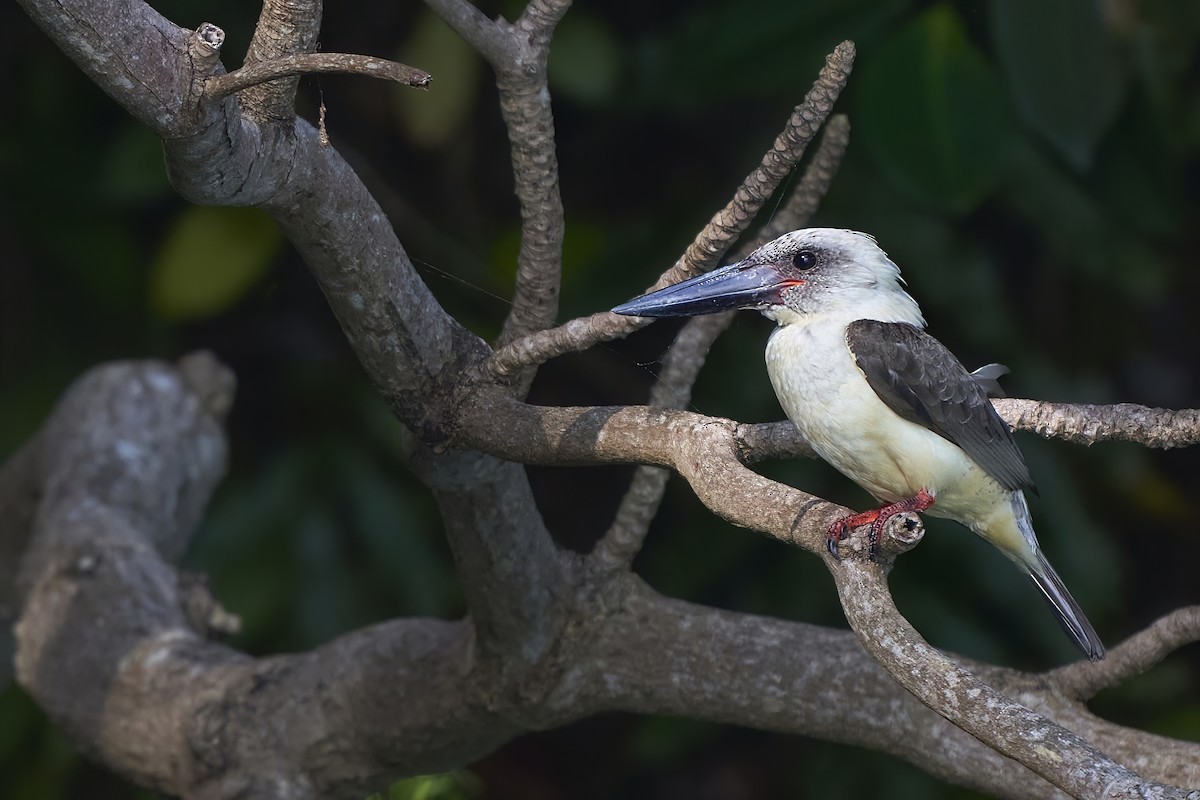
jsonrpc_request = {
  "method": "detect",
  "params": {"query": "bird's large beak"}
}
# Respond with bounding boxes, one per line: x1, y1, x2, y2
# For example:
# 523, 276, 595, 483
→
612, 261, 798, 318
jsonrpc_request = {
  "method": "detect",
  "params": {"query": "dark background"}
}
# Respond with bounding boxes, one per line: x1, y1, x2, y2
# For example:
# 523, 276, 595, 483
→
2, 0, 1199, 797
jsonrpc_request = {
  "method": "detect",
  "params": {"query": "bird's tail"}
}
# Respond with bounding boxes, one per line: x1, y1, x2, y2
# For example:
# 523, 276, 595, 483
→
1025, 551, 1106, 662
1007, 494, 1106, 661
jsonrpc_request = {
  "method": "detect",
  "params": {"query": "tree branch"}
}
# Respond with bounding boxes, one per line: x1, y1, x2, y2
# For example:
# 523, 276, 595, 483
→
426, 0, 573, 395
407, 444, 573, 669
15, 3, 1200, 797
421, 0, 518, 68
993, 398, 1200, 448
830, 557, 1187, 799
239, 0, 324, 124
1048, 606, 1200, 700
205, 52, 432, 98
7, 357, 1200, 799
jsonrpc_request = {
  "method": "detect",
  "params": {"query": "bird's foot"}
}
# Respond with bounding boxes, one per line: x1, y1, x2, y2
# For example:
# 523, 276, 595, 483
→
826, 489, 935, 560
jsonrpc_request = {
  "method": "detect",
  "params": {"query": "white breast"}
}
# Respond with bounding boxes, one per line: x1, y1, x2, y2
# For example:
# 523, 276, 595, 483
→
764, 315, 1007, 527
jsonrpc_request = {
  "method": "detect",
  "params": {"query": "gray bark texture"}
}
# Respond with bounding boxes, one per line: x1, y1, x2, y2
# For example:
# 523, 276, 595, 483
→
5, 1, 1200, 798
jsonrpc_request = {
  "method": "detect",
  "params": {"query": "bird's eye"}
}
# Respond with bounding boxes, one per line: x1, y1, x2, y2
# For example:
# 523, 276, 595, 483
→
792, 250, 817, 271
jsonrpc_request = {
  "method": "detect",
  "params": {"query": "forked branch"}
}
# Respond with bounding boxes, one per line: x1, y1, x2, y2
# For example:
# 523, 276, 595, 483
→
486, 41, 858, 378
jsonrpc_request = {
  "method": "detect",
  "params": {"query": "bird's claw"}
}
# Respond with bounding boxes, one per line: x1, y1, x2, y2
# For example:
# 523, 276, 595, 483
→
826, 513, 883, 561
826, 521, 847, 557
827, 491, 935, 562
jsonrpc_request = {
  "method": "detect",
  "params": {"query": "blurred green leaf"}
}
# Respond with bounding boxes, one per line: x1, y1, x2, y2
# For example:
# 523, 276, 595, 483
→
149, 205, 281, 321
548, 14, 621, 105
340, 448, 453, 617
97, 122, 171, 206
990, 0, 1131, 170
648, 0, 911, 106
857, 5, 1017, 213
394, 11, 481, 148
629, 716, 718, 764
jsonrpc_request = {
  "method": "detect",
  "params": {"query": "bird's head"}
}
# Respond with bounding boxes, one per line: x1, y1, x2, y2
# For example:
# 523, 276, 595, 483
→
612, 228, 923, 326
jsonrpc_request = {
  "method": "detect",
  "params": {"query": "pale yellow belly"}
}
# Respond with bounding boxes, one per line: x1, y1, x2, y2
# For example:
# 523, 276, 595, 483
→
766, 322, 1008, 530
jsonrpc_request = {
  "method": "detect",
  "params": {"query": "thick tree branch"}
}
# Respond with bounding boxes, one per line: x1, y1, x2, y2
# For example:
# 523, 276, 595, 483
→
4, 345, 1198, 799
408, 445, 574, 669
240, 0, 324, 123
9, 359, 1197, 800
830, 558, 1186, 799
18, 0, 569, 662
16, 0, 192, 134
486, 41, 857, 378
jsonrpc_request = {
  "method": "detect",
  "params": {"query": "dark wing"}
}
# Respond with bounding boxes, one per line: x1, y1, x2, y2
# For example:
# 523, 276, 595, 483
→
846, 320, 1033, 493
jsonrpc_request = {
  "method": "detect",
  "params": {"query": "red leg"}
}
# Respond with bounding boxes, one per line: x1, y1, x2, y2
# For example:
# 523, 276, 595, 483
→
827, 489, 935, 558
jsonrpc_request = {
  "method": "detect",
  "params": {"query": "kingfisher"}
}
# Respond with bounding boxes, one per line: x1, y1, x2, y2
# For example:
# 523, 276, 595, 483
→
613, 228, 1105, 661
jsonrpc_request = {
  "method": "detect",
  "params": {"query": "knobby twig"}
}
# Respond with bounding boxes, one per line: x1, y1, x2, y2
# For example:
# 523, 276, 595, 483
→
425, 0, 572, 396
486, 41, 857, 378
206, 52, 432, 98
751, 113, 851, 244
993, 399, 1200, 449
491, 3, 570, 359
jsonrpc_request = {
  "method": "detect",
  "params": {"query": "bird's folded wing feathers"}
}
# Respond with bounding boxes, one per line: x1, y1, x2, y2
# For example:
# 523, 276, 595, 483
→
846, 320, 1033, 493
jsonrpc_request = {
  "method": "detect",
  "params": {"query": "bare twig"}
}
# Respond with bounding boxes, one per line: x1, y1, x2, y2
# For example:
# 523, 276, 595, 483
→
486, 41, 857, 379
205, 53, 431, 98
1048, 606, 1200, 700
593, 314, 733, 569
671, 41, 856, 281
